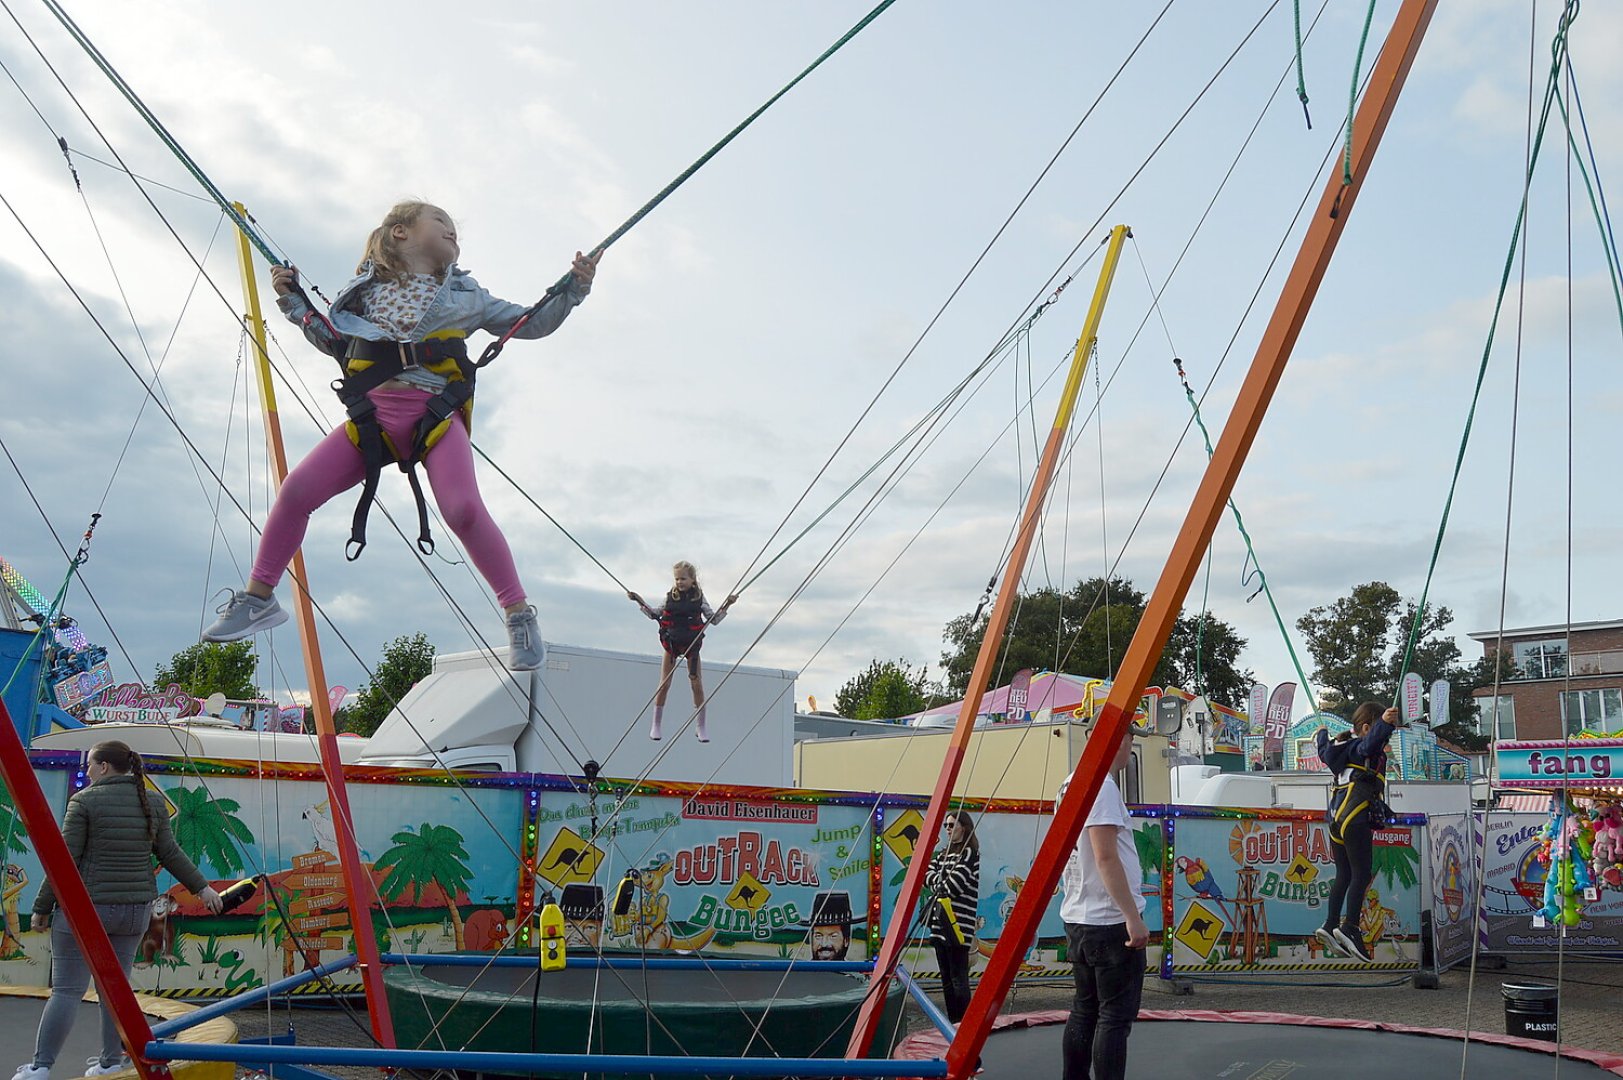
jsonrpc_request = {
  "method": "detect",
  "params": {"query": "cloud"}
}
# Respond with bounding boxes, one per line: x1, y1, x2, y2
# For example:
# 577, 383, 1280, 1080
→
1, 1, 1619, 731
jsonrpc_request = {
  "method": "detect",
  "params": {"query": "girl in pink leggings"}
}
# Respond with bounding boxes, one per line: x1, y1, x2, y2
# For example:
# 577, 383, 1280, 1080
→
202, 201, 600, 671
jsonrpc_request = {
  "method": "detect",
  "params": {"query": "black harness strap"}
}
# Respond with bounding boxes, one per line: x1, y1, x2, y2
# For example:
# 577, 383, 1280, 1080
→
334, 338, 474, 559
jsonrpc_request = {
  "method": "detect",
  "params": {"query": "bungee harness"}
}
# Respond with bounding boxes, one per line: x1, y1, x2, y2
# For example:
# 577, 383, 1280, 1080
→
658, 589, 707, 654
1327, 759, 1385, 844
330, 330, 474, 559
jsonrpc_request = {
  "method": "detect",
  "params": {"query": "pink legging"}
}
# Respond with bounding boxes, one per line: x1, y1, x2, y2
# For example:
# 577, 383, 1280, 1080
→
251, 388, 526, 608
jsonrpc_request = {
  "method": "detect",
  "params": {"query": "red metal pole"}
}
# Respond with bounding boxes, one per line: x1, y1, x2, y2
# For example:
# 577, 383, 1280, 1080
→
844, 226, 1131, 1060
0, 700, 168, 1080
941, 3, 1438, 1076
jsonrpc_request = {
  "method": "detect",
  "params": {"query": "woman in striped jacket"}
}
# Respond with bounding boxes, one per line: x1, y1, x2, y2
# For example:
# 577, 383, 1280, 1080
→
924, 810, 980, 1023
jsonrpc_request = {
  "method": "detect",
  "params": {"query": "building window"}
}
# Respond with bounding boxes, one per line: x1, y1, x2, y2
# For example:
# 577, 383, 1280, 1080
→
1562, 689, 1623, 735
1513, 639, 1568, 679
1475, 695, 1515, 740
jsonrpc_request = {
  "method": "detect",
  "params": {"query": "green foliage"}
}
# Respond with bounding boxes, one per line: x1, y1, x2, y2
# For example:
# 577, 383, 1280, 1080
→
937, 576, 1253, 707
833, 659, 933, 720
1443, 650, 1519, 752
168, 784, 255, 877
1294, 581, 1402, 712
154, 641, 261, 700
1163, 612, 1255, 710
1294, 580, 1489, 750
342, 633, 436, 737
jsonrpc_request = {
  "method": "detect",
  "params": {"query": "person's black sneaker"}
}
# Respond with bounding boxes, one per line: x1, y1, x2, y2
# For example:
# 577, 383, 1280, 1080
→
1333, 924, 1374, 962
1314, 925, 1344, 956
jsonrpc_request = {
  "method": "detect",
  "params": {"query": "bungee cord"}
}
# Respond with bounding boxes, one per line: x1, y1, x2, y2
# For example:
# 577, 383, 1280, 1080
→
9, 0, 1571, 1058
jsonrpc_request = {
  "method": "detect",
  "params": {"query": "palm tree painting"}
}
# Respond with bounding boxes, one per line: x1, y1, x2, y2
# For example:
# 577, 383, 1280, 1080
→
375, 822, 473, 949
1372, 839, 1422, 891
1132, 821, 1165, 890
168, 784, 255, 878
257, 887, 301, 977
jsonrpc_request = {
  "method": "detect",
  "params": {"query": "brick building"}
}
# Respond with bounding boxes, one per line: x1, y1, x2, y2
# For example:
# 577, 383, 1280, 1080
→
1469, 620, 1623, 741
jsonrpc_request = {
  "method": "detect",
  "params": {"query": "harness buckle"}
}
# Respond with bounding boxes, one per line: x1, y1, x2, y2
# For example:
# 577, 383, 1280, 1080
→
398, 341, 419, 370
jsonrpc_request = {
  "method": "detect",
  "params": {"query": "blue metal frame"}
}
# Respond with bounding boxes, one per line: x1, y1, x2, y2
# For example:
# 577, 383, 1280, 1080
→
150, 1042, 946, 1077
148, 951, 934, 1077
896, 965, 955, 1040
380, 952, 875, 973
148, 957, 357, 1039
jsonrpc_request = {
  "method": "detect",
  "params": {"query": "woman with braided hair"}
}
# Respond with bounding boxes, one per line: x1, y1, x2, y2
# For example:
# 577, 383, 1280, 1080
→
13, 742, 222, 1080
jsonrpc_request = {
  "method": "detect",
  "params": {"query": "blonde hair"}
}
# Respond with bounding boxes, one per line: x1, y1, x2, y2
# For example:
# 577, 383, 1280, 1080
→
359, 200, 448, 285
668, 560, 700, 602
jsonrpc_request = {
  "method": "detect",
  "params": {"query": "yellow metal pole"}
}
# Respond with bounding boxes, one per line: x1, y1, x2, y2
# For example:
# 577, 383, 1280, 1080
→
232, 205, 396, 1048
943, 1, 1438, 1074
845, 224, 1130, 1059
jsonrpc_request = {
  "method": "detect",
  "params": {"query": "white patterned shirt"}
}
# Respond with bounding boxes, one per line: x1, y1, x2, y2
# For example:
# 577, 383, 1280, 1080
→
359, 273, 450, 392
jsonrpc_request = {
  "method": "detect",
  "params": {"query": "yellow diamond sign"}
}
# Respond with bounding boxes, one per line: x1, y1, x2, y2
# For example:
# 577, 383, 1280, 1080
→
1283, 853, 1319, 886
536, 826, 604, 887
727, 871, 771, 912
882, 810, 926, 863
1174, 899, 1225, 960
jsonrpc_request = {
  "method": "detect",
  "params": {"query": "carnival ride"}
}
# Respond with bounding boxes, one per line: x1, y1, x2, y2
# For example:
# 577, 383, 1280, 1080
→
1, 551, 111, 727
0, 0, 1616, 1078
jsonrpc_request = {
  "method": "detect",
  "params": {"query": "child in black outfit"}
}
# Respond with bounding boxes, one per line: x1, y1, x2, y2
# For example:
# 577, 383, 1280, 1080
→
1314, 702, 1402, 962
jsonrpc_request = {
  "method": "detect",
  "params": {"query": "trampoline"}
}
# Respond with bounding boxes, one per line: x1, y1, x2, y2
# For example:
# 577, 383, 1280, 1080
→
384, 955, 909, 1066
895, 1010, 1623, 1078
0, 987, 236, 1080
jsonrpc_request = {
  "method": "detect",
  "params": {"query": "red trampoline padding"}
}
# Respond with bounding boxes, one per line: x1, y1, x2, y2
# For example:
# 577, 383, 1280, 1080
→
893, 1010, 1623, 1076
895, 1009, 1071, 1059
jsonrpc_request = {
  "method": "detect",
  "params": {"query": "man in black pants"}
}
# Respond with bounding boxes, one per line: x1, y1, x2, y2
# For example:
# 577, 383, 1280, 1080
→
1058, 730, 1148, 1080
1315, 703, 1401, 963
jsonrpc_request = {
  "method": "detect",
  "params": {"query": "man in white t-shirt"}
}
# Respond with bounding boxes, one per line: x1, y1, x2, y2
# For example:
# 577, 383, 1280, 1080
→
1057, 729, 1147, 1080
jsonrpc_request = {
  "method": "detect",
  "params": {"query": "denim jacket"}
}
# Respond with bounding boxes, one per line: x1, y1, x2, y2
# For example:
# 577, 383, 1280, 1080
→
275, 262, 588, 357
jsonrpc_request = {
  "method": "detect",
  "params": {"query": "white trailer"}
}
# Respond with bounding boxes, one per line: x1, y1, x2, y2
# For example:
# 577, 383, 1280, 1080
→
361, 642, 797, 785
1184, 769, 1476, 818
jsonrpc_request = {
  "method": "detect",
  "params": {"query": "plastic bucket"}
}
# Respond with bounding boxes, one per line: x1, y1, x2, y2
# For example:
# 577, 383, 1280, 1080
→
1502, 981, 1559, 1041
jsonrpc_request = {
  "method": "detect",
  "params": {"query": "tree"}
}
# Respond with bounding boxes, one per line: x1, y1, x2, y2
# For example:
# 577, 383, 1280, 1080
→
1163, 613, 1255, 710
937, 576, 1253, 706
834, 659, 932, 721
154, 641, 261, 700
1445, 649, 1520, 752
1294, 580, 1484, 746
342, 633, 436, 737
1294, 581, 1402, 712
939, 577, 1144, 697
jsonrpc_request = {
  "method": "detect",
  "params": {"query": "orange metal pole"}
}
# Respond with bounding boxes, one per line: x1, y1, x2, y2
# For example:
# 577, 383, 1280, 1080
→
0, 700, 169, 1080
844, 226, 1130, 1060
942, 2, 1438, 1076
233, 207, 396, 1048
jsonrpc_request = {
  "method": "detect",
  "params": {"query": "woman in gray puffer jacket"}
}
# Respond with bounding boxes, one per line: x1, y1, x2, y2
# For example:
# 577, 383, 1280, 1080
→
14, 742, 222, 1080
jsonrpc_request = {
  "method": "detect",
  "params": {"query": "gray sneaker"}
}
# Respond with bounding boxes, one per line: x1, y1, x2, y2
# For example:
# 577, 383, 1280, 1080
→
506, 606, 545, 671
201, 590, 288, 642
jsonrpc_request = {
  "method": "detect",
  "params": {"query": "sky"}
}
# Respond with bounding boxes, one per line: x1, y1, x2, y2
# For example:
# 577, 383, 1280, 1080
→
1, 1, 1620, 730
